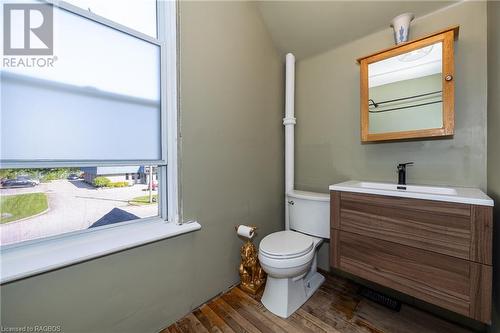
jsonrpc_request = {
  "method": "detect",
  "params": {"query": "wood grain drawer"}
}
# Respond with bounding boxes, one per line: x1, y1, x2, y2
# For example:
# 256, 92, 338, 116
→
331, 191, 492, 264
331, 230, 492, 322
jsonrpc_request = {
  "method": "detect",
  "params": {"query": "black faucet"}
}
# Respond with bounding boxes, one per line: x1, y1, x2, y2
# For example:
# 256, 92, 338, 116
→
397, 162, 413, 185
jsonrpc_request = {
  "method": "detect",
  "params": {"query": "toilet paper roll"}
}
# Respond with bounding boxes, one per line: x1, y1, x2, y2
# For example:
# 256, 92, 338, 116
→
237, 225, 255, 239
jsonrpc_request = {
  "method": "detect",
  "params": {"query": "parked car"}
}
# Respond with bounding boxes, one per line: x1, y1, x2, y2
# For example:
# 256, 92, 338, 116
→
1, 178, 37, 188
16, 176, 40, 185
67, 173, 81, 181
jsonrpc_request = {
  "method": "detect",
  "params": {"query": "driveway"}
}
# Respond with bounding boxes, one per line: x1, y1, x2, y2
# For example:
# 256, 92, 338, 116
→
0, 180, 158, 246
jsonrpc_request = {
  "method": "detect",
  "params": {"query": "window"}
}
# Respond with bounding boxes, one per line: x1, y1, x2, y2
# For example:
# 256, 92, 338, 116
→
64, 0, 157, 38
0, 166, 159, 246
0, 0, 190, 283
2, 2, 161, 161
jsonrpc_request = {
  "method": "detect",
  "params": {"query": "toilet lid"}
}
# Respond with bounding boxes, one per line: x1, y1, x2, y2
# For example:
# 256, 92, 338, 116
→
259, 231, 313, 258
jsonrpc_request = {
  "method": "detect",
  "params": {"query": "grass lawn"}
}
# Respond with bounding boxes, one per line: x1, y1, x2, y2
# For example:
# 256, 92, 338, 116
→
129, 194, 158, 206
0, 193, 48, 224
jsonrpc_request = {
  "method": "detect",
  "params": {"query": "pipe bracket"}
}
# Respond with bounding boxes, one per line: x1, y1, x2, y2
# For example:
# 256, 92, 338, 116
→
283, 117, 296, 125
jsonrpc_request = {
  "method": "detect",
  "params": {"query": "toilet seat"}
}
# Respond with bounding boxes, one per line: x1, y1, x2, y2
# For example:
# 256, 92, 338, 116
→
259, 231, 313, 259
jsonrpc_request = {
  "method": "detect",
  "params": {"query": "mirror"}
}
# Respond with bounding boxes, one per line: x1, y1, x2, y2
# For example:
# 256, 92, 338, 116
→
369, 42, 443, 134
359, 27, 458, 142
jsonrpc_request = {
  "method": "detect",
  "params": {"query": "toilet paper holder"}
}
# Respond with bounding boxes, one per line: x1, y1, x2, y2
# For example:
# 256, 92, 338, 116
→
235, 224, 257, 239
235, 224, 266, 294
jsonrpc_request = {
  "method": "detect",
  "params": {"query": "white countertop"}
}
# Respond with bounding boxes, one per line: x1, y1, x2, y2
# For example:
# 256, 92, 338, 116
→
329, 180, 494, 206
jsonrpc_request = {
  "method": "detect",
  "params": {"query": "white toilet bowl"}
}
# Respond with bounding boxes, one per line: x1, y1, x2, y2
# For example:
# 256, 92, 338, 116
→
258, 230, 325, 318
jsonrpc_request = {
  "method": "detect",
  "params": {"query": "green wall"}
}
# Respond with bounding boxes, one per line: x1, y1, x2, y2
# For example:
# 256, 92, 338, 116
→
295, 1, 497, 330
294, 0, 490, 312
0, 2, 284, 332
487, 1, 500, 332
295, 1, 487, 194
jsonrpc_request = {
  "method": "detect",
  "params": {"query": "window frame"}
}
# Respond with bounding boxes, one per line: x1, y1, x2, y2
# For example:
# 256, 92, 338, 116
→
0, 0, 197, 284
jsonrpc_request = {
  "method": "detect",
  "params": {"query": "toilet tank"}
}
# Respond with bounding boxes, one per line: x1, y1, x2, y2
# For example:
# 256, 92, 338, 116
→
287, 190, 330, 238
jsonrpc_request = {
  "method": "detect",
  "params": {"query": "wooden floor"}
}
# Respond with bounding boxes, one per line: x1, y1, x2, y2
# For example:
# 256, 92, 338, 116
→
163, 274, 475, 333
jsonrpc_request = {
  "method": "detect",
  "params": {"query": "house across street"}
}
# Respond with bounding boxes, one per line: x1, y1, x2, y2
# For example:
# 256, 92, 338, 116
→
81, 166, 158, 185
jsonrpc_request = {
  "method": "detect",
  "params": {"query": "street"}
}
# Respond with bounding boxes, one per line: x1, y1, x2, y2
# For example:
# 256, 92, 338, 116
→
0, 179, 158, 246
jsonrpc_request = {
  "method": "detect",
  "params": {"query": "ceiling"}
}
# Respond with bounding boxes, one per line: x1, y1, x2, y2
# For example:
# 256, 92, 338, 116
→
256, 1, 456, 60
369, 42, 442, 87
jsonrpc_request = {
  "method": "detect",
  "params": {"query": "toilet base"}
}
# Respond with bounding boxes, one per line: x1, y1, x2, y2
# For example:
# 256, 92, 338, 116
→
261, 270, 325, 318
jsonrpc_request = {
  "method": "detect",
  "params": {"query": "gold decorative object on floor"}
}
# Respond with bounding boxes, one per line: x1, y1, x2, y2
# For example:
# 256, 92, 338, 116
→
235, 225, 266, 295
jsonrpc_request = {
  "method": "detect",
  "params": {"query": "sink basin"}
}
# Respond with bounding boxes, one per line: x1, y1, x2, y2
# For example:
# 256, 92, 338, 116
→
358, 181, 458, 196
329, 180, 493, 206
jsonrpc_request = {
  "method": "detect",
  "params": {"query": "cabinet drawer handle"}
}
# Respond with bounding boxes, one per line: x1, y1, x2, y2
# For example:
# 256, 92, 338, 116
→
445, 75, 453, 81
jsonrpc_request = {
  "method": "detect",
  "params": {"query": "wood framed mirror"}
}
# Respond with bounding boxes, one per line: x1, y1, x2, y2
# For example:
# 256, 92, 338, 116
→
358, 26, 459, 142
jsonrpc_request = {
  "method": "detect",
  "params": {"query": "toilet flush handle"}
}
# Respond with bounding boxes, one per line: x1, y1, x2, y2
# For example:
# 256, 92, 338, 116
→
288, 200, 294, 205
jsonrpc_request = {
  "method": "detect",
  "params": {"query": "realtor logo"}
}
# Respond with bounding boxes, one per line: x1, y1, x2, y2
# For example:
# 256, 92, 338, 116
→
3, 3, 53, 55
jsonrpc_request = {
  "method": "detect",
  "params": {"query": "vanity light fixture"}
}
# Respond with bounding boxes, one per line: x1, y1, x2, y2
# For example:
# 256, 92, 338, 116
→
390, 12, 415, 44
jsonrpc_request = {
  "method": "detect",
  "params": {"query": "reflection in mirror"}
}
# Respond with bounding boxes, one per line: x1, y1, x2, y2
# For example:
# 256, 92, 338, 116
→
368, 42, 443, 134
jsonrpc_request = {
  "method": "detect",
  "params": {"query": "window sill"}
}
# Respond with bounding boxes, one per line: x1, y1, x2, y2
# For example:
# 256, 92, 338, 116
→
0, 219, 201, 284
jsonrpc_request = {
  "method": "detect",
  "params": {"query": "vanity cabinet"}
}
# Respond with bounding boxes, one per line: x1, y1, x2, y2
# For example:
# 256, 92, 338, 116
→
330, 191, 493, 323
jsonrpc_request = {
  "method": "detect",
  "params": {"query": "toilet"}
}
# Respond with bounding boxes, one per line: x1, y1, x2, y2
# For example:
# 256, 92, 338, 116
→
258, 189, 330, 318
